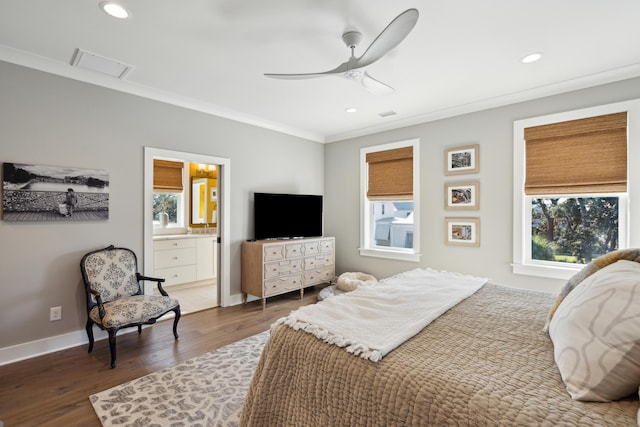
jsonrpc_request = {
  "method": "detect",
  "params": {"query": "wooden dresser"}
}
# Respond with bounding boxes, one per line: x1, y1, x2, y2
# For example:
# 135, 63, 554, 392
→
241, 236, 335, 309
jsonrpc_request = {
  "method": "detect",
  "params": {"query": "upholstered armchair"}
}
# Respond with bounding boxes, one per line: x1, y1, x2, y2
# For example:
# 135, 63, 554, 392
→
81, 245, 181, 368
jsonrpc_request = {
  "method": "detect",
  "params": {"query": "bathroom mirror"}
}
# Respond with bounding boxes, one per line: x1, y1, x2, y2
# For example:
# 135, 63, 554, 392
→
191, 177, 217, 225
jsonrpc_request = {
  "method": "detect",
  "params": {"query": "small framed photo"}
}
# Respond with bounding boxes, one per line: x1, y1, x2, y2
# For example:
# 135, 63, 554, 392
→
445, 181, 479, 210
445, 217, 480, 246
445, 144, 479, 175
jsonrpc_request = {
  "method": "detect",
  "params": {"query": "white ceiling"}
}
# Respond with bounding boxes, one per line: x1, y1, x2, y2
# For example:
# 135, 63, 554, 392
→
1, 1, 640, 143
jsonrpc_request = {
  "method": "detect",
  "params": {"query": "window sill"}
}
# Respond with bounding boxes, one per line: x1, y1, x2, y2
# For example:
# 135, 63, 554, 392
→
512, 262, 581, 280
359, 248, 421, 262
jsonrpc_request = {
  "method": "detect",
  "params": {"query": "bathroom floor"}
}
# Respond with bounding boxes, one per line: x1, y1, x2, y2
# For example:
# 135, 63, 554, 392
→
163, 282, 219, 314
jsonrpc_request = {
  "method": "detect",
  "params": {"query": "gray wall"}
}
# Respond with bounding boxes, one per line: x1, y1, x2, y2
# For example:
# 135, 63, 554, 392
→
324, 77, 640, 293
2, 57, 640, 362
0, 61, 324, 352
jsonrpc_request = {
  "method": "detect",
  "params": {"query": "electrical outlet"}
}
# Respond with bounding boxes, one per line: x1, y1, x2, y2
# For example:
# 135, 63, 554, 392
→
50, 306, 62, 321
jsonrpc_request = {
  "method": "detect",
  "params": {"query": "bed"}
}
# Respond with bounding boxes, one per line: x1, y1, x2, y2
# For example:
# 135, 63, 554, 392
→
240, 266, 640, 426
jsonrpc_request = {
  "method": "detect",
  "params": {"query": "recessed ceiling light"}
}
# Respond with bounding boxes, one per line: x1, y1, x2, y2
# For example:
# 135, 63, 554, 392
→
345, 107, 358, 113
99, 2, 130, 19
521, 52, 542, 64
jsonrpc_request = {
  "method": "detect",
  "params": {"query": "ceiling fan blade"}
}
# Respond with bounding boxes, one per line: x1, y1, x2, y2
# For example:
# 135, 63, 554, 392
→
265, 62, 350, 80
355, 8, 419, 69
361, 71, 395, 95
264, 72, 330, 80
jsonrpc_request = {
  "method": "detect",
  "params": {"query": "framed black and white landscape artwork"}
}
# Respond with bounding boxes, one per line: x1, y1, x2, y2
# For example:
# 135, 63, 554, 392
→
2, 162, 109, 221
445, 144, 479, 175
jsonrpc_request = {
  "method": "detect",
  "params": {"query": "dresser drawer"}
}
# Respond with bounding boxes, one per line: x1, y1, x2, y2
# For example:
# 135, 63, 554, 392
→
154, 247, 196, 268
285, 242, 303, 258
303, 267, 334, 286
263, 244, 284, 262
264, 259, 302, 279
264, 274, 302, 296
303, 241, 320, 255
155, 265, 197, 287
154, 238, 196, 251
304, 254, 334, 271
319, 239, 334, 253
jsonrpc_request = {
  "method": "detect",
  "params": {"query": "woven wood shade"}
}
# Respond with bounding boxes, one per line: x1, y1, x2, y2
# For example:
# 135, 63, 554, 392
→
153, 160, 183, 192
524, 112, 627, 195
366, 146, 413, 200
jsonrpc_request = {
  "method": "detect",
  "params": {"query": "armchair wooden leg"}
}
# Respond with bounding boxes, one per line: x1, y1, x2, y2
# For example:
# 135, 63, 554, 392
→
86, 321, 95, 353
172, 306, 181, 340
108, 330, 117, 368
138, 325, 142, 334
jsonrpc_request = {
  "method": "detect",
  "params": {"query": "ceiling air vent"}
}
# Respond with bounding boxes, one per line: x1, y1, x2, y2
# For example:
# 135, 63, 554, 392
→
378, 110, 397, 118
71, 48, 134, 79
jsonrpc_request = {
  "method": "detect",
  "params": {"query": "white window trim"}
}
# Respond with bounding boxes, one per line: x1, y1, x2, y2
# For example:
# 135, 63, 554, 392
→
359, 138, 421, 262
513, 99, 639, 280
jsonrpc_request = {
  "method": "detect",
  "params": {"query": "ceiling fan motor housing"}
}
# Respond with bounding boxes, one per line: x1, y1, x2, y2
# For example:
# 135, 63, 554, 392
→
342, 31, 363, 49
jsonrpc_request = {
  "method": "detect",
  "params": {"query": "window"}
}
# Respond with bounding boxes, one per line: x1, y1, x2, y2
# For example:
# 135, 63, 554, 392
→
153, 159, 186, 228
513, 102, 638, 279
360, 139, 420, 262
530, 196, 622, 264
153, 192, 184, 227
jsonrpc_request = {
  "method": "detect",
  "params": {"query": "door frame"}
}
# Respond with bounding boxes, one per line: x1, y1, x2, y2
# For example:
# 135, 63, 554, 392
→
143, 147, 231, 307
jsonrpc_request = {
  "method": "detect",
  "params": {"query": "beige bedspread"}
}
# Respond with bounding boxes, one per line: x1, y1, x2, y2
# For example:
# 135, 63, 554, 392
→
241, 283, 638, 426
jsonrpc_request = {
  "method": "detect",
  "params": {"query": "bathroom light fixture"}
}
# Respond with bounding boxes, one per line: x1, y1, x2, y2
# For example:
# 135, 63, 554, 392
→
521, 52, 542, 64
99, 2, 130, 19
345, 107, 358, 113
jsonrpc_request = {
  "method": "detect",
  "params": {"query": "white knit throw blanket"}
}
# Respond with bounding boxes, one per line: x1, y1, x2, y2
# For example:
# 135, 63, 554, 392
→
276, 268, 488, 362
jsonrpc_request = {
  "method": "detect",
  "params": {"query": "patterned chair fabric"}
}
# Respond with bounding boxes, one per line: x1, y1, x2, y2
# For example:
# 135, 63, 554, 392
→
83, 248, 142, 303
81, 245, 181, 368
88, 295, 179, 329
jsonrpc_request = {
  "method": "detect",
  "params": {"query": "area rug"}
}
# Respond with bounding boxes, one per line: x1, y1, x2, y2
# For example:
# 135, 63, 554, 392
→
90, 331, 269, 427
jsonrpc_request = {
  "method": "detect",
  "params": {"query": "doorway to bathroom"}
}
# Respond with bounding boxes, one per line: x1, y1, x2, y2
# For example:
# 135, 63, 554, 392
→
143, 147, 230, 313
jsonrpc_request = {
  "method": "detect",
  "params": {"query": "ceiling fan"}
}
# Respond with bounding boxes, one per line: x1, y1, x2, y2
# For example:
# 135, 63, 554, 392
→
264, 8, 419, 95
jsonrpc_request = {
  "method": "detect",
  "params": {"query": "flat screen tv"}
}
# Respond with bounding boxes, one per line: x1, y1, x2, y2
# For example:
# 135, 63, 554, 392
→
254, 192, 323, 240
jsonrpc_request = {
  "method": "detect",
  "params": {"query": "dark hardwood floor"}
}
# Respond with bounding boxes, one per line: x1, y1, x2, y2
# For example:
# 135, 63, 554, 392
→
0, 288, 324, 427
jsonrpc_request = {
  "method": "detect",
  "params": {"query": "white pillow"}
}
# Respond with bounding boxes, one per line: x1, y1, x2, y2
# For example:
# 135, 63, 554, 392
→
549, 260, 640, 402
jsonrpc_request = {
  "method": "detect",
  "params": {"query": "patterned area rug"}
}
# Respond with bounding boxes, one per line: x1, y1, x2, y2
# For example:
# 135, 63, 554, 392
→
90, 331, 269, 427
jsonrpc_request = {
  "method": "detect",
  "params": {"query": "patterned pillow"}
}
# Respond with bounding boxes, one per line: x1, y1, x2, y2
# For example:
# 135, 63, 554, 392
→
545, 248, 640, 331
549, 260, 640, 401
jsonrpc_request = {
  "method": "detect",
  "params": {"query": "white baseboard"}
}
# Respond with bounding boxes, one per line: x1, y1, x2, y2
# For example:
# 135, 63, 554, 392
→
0, 328, 108, 366
0, 294, 245, 366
